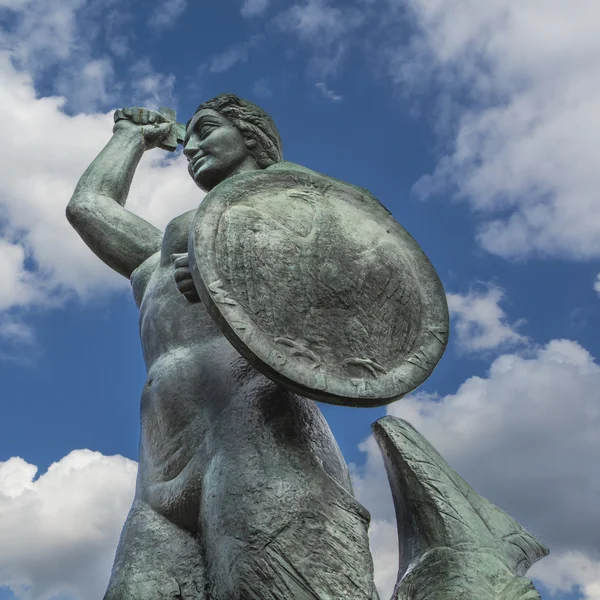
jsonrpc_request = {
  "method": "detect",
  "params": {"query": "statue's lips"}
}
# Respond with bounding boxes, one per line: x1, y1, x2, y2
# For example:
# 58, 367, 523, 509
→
191, 155, 209, 170
189, 155, 209, 180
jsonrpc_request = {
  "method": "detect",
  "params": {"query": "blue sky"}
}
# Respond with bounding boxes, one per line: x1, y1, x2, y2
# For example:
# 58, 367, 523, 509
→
0, 0, 599, 598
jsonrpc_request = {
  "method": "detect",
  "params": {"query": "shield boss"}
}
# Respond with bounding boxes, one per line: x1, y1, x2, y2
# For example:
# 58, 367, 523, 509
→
188, 168, 449, 407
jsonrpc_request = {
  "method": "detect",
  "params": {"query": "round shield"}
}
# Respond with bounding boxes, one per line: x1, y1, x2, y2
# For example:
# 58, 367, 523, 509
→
188, 166, 449, 407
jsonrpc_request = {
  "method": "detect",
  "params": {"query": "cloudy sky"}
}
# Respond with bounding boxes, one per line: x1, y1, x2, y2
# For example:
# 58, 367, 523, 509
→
0, 0, 598, 598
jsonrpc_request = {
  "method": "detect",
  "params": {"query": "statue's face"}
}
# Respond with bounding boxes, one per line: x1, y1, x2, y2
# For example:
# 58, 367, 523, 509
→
183, 109, 257, 191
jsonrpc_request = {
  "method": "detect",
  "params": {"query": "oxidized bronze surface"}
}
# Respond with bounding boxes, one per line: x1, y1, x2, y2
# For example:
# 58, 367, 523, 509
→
189, 167, 448, 406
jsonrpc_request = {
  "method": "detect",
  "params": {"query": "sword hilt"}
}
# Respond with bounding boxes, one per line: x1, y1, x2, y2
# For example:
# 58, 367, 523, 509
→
157, 106, 186, 152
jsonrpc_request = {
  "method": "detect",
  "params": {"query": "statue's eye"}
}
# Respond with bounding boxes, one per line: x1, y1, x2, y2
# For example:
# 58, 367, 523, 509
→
200, 125, 215, 139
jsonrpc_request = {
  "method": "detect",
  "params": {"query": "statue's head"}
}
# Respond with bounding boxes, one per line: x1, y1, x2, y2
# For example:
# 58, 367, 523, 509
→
183, 93, 283, 191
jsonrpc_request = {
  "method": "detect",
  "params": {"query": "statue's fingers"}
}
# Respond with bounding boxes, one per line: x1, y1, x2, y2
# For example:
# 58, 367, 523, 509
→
173, 267, 191, 283
122, 107, 134, 120
171, 253, 189, 269
177, 279, 197, 295
148, 110, 168, 125
141, 108, 157, 125
183, 291, 201, 304
113, 109, 126, 123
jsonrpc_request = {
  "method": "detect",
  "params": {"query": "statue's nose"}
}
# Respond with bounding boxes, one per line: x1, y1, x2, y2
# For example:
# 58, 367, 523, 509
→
183, 141, 199, 159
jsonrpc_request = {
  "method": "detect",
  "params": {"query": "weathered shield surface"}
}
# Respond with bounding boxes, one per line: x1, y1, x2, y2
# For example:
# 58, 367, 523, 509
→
188, 166, 449, 407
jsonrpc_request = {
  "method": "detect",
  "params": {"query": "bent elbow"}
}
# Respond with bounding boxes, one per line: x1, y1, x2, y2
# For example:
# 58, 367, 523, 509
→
66, 198, 85, 226
66, 196, 97, 228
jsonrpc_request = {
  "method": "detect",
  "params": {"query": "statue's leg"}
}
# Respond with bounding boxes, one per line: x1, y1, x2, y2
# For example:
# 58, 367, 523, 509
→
104, 501, 206, 600
200, 387, 378, 600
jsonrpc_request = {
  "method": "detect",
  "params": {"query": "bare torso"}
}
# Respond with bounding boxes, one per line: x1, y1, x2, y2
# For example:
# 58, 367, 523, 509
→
130, 208, 355, 534
69, 108, 378, 598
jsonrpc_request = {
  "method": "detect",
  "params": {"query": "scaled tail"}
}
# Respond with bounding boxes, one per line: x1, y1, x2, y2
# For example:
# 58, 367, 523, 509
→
373, 416, 549, 600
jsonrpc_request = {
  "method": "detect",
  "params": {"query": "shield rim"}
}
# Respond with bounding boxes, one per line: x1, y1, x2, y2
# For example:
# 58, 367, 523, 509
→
188, 168, 449, 407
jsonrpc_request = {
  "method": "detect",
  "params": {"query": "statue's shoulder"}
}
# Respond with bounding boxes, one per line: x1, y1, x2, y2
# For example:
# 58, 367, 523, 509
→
265, 161, 391, 216
265, 160, 321, 177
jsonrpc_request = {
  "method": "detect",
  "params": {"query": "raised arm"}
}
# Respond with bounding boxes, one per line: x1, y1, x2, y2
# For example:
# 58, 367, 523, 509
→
66, 108, 175, 278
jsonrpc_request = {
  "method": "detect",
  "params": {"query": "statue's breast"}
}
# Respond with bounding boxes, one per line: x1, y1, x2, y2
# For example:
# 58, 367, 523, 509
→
131, 251, 160, 308
161, 209, 196, 263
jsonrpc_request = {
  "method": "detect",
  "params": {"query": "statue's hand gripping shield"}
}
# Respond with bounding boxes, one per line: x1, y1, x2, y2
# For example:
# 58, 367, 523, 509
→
188, 168, 449, 407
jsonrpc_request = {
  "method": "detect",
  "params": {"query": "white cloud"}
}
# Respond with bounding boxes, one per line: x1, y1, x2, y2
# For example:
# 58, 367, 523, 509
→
531, 551, 600, 600
241, 0, 269, 18
253, 77, 273, 98
275, 0, 364, 79
103, 8, 132, 58
389, 0, 600, 261
594, 275, 600, 297
0, 240, 35, 311
0, 52, 202, 315
276, 0, 358, 42
315, 81, 342, 102
1, 0, 85, 70
0, 315, 35, 346
447, 284, 528, 353
352, 339, 600, 598
0, 450, 137, 600
148, 0, 187, 32
0, 0, 173, 114
0, 0, 124, 113
0, 0, 31, 8
0, 314, 39, 363
56, 57, 119, 114
209, 36, 264, 74
209, 44, 250, 74
130, 59, 177, 109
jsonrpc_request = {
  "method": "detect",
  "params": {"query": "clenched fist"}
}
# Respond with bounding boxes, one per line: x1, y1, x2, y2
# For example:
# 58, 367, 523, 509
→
113, 107, 179, 152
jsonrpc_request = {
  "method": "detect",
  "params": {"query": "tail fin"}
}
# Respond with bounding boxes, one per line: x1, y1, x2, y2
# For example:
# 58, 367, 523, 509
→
373, 416, 548, 599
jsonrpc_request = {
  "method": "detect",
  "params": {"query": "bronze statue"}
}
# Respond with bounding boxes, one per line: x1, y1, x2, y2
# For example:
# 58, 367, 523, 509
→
67, 95, 548, 599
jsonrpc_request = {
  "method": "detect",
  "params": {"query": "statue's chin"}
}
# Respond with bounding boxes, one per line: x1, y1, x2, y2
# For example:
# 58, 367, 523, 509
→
192, 160, 261, 192
191, 169, 217, 193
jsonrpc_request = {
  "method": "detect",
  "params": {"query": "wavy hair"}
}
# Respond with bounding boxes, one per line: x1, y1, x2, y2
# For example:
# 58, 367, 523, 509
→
193, 94, 283, 169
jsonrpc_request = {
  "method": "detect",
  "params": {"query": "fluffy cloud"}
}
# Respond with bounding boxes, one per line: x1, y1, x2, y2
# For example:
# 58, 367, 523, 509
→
0, 52, 201, 316
0, 314, 39, 363
148, 0, 188, 32
6, 338, 598, 600
241, 0, 269, 18
1, 0, 123, 112
1, 0, 86, 69
274, 0, 600, 260
56, 57, 119, 114
208, 35, 264, 74
0, 241, 35, 311
0, 450, 136, 600
447, 284, 528, 353
389, 0, 600, 261
130, 59, 177, 109
0, 0, 31, 7
209, 44, 252, 74
533, 552, 600, 600
353, 339, 600, 598
275, 0, 364, 79
1, 0, 178, 114
315, 82, 342, 102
